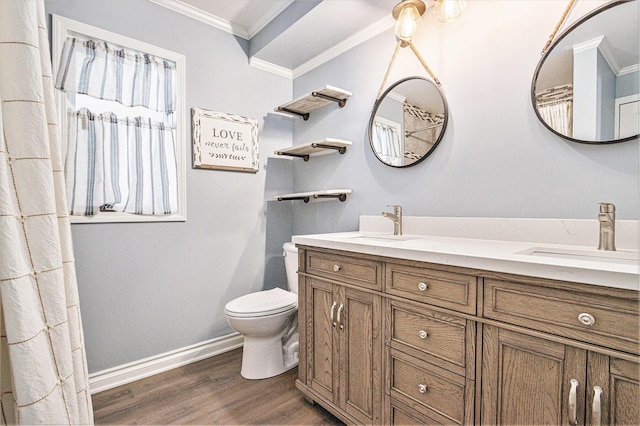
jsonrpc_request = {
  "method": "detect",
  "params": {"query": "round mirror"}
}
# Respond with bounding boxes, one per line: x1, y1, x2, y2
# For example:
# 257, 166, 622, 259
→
369, 76, 448, 167
532, 0, 639, 144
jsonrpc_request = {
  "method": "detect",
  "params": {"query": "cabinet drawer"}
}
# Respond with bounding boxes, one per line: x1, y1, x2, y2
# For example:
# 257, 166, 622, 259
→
389, 349, 468, 425
386, 263, 477, 314
389, 301, 471, 377
386, 396, 450, 425
484, 279, 640, 354
306, 250, 382, 290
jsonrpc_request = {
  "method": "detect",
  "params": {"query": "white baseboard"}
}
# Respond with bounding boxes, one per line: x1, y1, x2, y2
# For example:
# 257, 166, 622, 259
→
89, 332, 244, 394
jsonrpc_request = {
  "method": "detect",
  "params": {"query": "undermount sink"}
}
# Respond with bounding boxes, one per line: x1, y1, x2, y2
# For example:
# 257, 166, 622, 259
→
518, 247, 639, 265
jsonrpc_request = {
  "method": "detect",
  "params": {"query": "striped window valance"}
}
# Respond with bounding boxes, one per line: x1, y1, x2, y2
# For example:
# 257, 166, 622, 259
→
55, 37, 176, 113
66, 108, 179, 216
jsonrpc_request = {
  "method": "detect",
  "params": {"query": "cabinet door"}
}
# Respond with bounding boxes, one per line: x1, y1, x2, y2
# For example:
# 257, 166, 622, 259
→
339, 286, 383, 425
587, 353, 639, 425
305, 278, 339, 404
481, 325, 587, 425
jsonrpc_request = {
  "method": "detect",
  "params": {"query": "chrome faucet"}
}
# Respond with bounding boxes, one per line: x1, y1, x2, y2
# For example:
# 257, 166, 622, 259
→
597, 202, 616, 251
382, 205, 403, 235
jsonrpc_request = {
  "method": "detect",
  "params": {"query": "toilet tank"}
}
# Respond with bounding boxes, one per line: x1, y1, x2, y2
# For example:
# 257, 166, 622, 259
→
283, 242, 299, 294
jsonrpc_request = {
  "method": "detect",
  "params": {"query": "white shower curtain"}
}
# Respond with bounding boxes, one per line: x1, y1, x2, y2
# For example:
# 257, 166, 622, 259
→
537, 100, 573, 137
373, 121, 403, 166
0, 1, 93, 424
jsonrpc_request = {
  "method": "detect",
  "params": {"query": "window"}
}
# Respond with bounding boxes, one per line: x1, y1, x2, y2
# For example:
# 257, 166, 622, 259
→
52, 15, 186, 223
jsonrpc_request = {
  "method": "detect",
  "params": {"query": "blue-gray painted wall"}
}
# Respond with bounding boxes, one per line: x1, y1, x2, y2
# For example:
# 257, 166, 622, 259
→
291, 0, 639, 237
45, 0, 293, 373
44, 0, 638, 373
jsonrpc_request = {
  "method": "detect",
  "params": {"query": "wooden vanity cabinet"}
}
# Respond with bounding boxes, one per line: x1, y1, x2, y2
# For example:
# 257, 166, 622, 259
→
587, 353, 639, 425
297, 249, 384, 425
481, 277, 640, 426
384, 262, 478, 425
296, 245, 639, 426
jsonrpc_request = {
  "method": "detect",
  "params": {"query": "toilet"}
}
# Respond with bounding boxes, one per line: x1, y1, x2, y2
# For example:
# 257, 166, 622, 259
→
224, 242, 299, 379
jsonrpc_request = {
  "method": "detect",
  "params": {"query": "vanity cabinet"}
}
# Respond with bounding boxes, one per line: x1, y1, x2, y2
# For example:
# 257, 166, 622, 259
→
295, 244, 639, 426
481, 277, 639, 425
384, 261, 478, 425
297, 249, 384, 425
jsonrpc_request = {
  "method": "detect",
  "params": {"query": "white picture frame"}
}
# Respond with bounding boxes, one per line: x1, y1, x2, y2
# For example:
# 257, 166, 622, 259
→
192, 108, 259, 173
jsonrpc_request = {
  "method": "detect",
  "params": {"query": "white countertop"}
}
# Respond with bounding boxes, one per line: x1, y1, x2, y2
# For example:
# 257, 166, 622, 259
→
292, 231, 639, 291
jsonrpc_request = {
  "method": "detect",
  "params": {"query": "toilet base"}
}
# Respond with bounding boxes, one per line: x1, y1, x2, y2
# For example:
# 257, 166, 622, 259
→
240, 333, 298, 380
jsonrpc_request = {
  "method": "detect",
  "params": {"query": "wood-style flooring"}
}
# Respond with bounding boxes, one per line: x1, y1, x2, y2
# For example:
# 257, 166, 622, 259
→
92, 348, 343, 425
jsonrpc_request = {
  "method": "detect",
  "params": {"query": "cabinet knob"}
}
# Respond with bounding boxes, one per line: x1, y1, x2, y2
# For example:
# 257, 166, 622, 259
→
333, 264, 341, 272
578, 313, 596, 326
418, 282, 428, 291
418, 330, 428, 339
418, 384, 427, 394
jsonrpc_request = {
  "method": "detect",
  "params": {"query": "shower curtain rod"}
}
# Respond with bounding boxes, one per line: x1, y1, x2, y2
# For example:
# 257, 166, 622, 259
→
405, 122, 443, 137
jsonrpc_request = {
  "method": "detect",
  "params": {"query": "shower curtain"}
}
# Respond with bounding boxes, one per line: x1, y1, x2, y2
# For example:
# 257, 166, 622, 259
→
537, 100, 573, 137
373, 121, 403, 166
0, 1, 93, 424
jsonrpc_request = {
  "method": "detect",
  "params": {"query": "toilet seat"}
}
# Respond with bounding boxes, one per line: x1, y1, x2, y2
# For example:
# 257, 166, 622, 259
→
224, 287, 297, 318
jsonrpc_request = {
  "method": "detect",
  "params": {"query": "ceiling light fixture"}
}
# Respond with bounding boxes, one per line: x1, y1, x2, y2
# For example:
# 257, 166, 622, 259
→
376, 0, 466, 101
431, 0, 466, 23
393, 0, 426, 43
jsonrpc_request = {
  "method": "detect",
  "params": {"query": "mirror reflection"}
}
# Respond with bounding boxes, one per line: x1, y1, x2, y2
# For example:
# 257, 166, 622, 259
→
532, 0, 639, 144
369, 77, 448, 167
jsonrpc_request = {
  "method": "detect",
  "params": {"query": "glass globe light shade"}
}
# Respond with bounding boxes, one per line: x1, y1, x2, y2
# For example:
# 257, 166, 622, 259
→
394, 3, 423, 41
433, 0, 466, 23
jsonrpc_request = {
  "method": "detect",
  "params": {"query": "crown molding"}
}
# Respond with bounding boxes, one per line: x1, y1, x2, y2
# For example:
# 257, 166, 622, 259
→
619, 63, 640, 76
151, 0, 395, 80
249, 57, 293, 79
246, 0, 296, 38
573, 36, 621, 76
292, 15, 394, 79
149, 0, 250, 39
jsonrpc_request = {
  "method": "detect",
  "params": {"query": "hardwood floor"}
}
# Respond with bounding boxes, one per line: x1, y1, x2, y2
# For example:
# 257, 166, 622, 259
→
92, 348, 343, 425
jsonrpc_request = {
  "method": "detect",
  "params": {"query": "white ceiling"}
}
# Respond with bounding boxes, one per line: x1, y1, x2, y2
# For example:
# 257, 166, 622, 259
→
150, 0, 395, 77
151, 0, 640, 81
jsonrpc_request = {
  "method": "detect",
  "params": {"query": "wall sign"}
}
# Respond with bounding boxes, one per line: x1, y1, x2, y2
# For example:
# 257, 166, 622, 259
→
192, 107, 259, 173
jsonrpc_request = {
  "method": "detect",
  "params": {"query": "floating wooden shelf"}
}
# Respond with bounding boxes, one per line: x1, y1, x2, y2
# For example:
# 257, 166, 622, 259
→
274, 138, 352, 161
275, 86, 352, 120
275, 189, 352, 203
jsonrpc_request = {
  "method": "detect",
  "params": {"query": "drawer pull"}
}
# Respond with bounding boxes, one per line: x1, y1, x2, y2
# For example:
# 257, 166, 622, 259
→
578, 313, 596, 326
418, 384, 427, 394
337, 304, 344, 331
418, 330, 428, 339
418, 282, 428, 291
592, 386, 603, 426
333, 264, 341, 272
568, 379, 578, 426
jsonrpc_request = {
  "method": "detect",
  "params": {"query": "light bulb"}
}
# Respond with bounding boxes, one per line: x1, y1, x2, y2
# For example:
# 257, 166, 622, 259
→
433, 0, 466, 23
395, 3, 423, 41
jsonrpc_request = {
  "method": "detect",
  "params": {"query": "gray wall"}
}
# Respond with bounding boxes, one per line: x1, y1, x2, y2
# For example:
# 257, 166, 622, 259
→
617, 70, 640, 98
45, 0, 293, 373
290, 0, 639, 237
45, 0, 638, 374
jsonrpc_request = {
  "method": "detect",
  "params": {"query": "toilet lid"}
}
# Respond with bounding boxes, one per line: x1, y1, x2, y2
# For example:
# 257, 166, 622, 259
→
224, 287, 297, 318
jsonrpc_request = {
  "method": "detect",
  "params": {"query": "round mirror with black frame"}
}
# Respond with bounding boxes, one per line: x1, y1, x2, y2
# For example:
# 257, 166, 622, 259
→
532, 0, 639, 144
369, 76, 449, 167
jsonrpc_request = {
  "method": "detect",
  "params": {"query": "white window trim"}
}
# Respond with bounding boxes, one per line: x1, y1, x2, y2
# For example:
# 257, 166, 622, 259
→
51, 15, 187, 223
